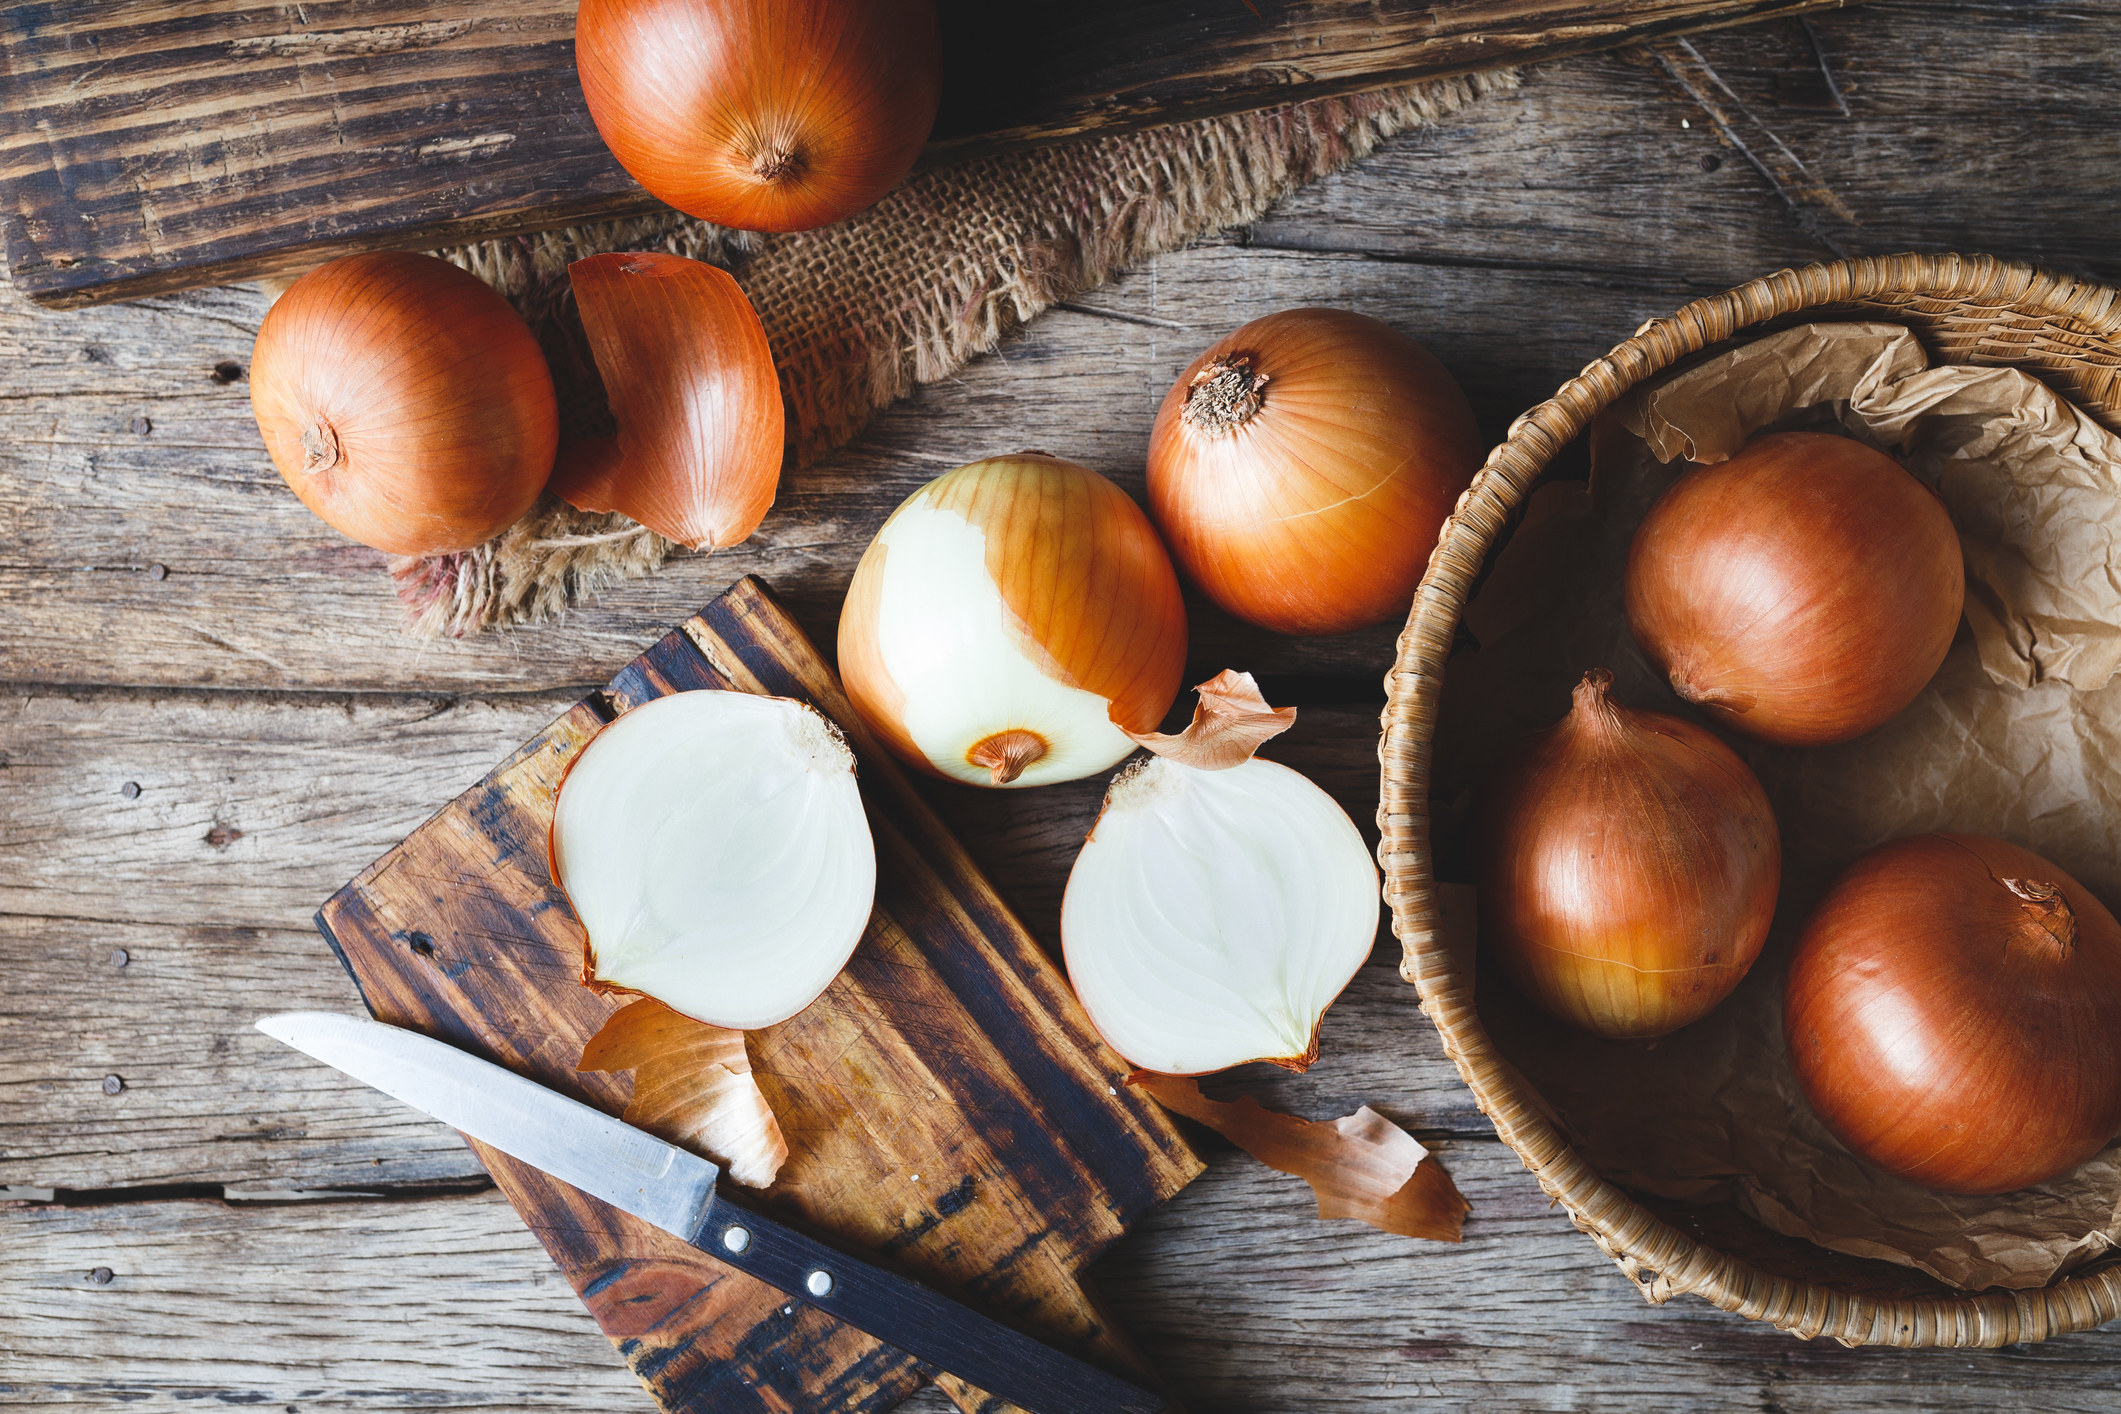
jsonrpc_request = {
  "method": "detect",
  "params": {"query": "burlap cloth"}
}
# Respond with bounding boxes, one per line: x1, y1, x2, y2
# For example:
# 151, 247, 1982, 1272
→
399, 72, 1519, 636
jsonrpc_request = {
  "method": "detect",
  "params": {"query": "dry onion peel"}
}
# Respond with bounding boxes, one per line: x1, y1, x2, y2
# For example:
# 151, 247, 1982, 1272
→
551, 691, 876, 1032
1063, 672, 1378, 1075
839, 453, 1188, 788
552, 252, 783, 551
1131, 1073, 1467, 1241
579, 998, 789, 1188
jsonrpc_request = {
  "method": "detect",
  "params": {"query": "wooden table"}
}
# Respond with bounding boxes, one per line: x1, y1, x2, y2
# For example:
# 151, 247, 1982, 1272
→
5, 5, 2121, 1408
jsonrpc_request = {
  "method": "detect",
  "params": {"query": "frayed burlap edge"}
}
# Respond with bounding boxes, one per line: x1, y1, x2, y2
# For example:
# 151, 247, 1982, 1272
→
405, 69, 1518, 637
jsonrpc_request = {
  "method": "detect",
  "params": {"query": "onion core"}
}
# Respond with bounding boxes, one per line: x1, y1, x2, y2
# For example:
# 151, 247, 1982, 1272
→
551, 691, 876, 1031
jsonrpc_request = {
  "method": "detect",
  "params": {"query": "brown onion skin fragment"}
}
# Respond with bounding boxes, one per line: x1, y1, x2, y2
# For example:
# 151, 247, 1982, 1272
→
1475, 670, 1781, 1040
1786, 833, 2121, 1195
1624, 431, 1964, 747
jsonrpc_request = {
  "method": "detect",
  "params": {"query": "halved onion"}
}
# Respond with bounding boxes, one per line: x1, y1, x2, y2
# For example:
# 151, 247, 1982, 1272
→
551, 691, 876, 1030
1062, 673, 1379, 1075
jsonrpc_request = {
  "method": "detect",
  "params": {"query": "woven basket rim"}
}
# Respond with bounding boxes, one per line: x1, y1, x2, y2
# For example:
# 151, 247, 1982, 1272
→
1378, 251, 2121, 1349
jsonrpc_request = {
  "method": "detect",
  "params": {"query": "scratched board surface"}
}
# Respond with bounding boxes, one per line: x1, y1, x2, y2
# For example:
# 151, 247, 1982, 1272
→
314, 576, 1201, 1414
0, 0, 1840, 306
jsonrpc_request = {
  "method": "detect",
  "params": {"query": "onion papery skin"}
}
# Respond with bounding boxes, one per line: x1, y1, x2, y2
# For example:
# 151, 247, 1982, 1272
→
576, 0, 942, 233
838, 454, 1188, 789
551, 253, 782, 550
1624, 431, 1964, 746
249, 252, 558, 556
1146, 308, 1483, 637
550, 691, 877, 1032
1062, 756, 1379, 1075
1786, 833, 2121, 1195
1475, 670, 1781, 1040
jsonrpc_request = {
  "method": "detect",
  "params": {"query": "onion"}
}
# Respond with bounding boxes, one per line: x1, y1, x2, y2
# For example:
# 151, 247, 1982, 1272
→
249, 252, 558, 556
551, 691, 876, 1031
1786, 833, 2121, 1194
551, 252, 783, 550
1062, 672, 1379, 1074
1146, 308, 1483, 636
1625, 430, 1964, 746
837, 453, 1188, 788
575, 0, 942, 232
1475, 669, 1780, 1040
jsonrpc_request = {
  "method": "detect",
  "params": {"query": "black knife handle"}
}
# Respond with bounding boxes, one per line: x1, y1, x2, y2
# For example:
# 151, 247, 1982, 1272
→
694, 1195, 1167, 1414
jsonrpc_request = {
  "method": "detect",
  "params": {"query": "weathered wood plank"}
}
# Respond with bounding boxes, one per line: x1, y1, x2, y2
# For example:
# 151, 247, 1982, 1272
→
0, 0, 1847, 308
1255, 4, 2121, 288
10, 1090, 2121, 1412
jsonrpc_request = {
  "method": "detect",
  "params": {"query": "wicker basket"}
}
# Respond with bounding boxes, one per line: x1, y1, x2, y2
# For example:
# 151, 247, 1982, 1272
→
1379, 253, 2121, 1348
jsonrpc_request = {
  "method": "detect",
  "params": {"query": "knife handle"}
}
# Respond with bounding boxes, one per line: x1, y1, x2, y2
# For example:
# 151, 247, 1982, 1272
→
695, 1196, 1167, 1414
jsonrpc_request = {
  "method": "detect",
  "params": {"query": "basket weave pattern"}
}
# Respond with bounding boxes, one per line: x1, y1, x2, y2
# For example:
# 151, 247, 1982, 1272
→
1380, 254, 2121, 1348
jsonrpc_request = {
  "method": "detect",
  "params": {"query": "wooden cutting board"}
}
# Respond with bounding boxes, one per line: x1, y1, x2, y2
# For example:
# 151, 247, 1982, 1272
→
0, 0, 1840, 308
314, 576, 1202, 1414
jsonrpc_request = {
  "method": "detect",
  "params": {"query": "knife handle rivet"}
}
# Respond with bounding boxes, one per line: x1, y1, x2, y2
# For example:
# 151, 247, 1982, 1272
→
805, 1269, 835, 1298
720, 1225, 752, 1255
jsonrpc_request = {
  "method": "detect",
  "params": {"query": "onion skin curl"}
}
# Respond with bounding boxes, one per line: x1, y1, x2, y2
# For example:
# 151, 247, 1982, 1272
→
1786, 833, 2121, 1195
576, 0, 942, 232
1625, 431, 1964, 747
249, 252, 557, 556
1475, 669, 1781, 1041
1147, 308, 1483, 637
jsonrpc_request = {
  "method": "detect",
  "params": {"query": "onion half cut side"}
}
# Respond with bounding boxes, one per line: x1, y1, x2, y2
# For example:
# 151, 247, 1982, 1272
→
1061, 672, 1379, 1075
551, 691, 876, 1031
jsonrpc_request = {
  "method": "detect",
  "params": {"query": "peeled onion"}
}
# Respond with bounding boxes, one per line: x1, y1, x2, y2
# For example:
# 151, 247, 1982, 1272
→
249, 252, 557, 555
551, 691, 876, 1031
837, 453, 1188, 788
1786, 833, 2121, 1194
575, 0, 942, 232
1625, 431, 1964, 746
1062, 672, 1379, 1075
551, 252, 783, 550
1146, 308, 1483, 637
1475, 669, 1780, 1040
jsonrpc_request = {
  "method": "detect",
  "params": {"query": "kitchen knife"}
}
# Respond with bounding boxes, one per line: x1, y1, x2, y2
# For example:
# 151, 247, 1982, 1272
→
256, 1011, 1166, 1414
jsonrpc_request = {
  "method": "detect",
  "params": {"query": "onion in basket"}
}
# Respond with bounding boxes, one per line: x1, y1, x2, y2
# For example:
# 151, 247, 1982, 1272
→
551, 691, 876, 1031
1624, 431, 1964, 746
1062, 672, 1379, 1075
1786, 833, 2121, 1195
1474, 669, 1780, 1040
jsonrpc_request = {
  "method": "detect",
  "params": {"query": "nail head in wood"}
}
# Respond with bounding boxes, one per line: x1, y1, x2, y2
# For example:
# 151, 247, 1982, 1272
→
88, 1267, 114, 1285
109, 948, 129, 968
131, 415, 151, 435
102, 1075, 124, 1095
149, 563, 168, 581
121, 781, 141, 799
804, 1268, 835, 1298
720, 1225, 752, 1255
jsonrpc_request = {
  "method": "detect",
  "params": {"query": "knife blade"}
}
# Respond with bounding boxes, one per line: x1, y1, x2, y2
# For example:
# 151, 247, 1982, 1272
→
257, 1012, 1167, 1414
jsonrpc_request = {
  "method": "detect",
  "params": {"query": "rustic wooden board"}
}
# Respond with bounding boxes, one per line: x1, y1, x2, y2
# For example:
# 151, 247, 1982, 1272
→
313, 576, 1200, 1413
0, 0, 1852, 308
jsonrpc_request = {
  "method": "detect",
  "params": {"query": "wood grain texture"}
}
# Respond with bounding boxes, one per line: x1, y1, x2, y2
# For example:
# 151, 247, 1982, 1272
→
315, 578, 1197, 1412
0, 0, 1849, 308
8, 8, 2121, 1405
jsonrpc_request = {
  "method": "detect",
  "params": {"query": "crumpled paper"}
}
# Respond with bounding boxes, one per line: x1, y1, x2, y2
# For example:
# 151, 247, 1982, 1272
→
1433, 321, 2121, 1291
